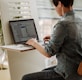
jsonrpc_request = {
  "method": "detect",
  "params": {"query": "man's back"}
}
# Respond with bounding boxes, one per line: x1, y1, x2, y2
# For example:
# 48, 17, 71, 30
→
54, 10, 82, 79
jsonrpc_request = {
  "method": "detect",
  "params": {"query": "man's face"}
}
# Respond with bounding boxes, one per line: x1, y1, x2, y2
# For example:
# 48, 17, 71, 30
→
55, 1, 63, 16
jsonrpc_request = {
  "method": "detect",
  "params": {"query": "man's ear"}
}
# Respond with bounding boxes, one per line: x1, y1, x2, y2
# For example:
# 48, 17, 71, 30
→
58, 1, 63, 7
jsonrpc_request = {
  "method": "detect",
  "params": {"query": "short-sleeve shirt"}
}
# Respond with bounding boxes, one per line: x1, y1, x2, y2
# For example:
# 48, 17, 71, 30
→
45, 10, 82, 78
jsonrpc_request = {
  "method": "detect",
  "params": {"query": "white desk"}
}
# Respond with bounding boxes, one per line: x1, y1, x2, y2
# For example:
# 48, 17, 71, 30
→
0, 45, 46, 80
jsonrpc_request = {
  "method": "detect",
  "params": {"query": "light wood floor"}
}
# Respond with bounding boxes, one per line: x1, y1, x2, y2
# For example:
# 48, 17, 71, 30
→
0, 69, 10, 80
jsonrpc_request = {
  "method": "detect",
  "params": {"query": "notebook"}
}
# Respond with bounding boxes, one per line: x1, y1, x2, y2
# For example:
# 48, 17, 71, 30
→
9, 19, 39, 45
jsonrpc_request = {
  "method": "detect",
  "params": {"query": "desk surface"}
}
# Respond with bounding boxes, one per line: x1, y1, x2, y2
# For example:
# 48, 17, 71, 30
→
0, 44, 35, 52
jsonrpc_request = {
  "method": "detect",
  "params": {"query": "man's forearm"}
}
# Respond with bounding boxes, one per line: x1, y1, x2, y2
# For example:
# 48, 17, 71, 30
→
33, 42, 51, 58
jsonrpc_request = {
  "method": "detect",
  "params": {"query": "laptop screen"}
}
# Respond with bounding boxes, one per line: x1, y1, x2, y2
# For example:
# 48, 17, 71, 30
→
9, 19, 39, 44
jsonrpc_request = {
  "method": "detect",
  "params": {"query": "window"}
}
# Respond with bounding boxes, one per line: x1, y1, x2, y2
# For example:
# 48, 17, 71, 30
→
36, 0, 82, 40
36, 0, 59, 40
8, 1, 32, 20
74, 0, 82, 18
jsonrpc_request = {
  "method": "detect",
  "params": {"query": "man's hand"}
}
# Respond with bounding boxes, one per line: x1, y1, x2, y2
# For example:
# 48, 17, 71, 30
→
26, 38, 37, 46
43, 35, 50, 42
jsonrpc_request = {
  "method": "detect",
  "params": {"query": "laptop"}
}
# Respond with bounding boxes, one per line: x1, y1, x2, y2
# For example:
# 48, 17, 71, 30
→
9, 19, 40, 46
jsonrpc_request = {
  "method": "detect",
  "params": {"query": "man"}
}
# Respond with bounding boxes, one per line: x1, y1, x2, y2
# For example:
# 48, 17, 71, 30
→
22, 0, 82, 80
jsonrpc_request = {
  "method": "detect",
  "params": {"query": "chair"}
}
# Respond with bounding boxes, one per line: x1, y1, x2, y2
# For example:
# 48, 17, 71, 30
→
66, 62, 82, 80
77, 62, 82, 76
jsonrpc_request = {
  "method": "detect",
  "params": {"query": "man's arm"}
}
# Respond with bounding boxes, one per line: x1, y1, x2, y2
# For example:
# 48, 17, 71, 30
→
26, 39, 51, 58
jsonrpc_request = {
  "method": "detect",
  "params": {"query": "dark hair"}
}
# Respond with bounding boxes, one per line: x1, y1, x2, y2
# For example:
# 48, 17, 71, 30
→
52, 0, 74, 7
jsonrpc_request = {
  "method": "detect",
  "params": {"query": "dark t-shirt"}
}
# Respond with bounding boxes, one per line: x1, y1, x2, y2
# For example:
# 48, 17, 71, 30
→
45, 10, 82, 78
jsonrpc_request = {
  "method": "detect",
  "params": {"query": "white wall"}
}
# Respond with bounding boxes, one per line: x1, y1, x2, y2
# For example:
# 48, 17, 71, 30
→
0, 7, 1, 19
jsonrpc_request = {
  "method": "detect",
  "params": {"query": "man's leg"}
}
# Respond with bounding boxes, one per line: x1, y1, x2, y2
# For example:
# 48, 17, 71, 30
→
22, 70, 65, 80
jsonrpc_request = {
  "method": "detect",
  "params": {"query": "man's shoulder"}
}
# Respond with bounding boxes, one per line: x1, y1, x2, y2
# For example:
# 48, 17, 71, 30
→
56, 20, 66, 27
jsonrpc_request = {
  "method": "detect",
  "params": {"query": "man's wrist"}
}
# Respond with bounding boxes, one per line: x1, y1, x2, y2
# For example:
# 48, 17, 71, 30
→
32, 41, 37, 47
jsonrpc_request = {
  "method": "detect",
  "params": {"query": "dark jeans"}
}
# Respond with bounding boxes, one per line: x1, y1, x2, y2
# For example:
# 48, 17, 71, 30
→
66, 73, 82, 80
22, 66, 65, 80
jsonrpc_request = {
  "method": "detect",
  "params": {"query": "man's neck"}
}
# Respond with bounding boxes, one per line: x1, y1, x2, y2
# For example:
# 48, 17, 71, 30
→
62, 6, 73, 16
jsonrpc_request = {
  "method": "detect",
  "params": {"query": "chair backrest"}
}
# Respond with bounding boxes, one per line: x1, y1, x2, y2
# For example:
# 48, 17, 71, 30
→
77, 62, 82, 75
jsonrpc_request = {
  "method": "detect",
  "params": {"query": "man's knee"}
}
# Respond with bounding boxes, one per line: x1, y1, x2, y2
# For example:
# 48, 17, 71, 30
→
22, 73, 35, 80
22, 74, 29, 80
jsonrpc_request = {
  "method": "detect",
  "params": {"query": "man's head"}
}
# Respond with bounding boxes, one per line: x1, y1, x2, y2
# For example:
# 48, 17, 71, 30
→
52, 0, 74, 7
52, 0, 74, 16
